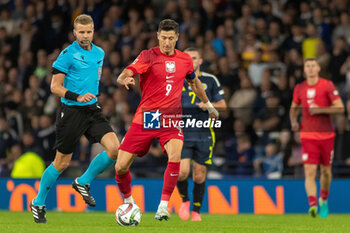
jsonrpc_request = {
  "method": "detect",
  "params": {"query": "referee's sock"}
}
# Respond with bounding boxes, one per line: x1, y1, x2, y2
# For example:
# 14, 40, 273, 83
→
34, 163, 61, 206
78, 151, 115, 185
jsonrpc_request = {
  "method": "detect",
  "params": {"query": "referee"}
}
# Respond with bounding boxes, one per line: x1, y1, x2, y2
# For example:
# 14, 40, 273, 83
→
30, 14, 120, 223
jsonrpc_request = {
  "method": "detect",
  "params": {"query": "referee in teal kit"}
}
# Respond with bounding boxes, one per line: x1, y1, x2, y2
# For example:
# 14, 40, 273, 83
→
30, 14, 120, 223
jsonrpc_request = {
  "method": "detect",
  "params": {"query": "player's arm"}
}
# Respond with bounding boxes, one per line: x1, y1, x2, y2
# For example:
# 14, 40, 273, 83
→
117, 50, 148, 90
309, 98, 345, 115
289, 101, 300, 131
50, 72, 96, 103
196, 99, 227, 110
212, 99, 226, 109
196, 75, 227, 111
116, 68, 135, 90
186, 77, 209, 103
186, 77, 219, 119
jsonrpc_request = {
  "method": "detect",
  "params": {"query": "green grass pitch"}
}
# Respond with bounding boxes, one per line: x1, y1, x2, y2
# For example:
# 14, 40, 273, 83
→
1, 211, 350, 233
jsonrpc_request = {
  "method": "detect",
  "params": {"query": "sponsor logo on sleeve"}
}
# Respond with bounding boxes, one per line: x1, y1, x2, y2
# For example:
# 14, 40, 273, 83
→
132, 58, 139, 64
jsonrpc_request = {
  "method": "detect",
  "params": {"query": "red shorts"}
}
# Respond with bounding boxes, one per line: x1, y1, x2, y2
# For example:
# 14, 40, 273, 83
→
301, 137, 334, 166
119, 123, 183, 157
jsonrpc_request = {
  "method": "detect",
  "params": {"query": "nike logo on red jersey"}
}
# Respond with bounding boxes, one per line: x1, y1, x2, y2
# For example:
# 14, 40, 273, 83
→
166, 75, 174, 79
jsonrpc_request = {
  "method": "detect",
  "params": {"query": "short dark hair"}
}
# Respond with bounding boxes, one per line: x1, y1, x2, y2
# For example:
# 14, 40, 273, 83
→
303, 57, 318, 64
184, 47, 202, 57
184, 47, 199, 53
158, 19, 179, 34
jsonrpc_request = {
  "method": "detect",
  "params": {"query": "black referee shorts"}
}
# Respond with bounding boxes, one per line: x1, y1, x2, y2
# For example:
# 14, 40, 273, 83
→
54, 103, 115, 154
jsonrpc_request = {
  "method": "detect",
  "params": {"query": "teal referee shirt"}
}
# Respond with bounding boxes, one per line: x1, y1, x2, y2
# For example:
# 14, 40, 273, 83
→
52, 41, 104, 106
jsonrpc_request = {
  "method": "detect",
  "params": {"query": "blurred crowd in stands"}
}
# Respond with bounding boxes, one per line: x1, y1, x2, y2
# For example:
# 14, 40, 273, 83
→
1, 0, 350, 179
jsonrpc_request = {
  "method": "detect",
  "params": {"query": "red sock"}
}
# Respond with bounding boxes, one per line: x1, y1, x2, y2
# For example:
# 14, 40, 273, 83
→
161, 162, 180, 201
308, 196, 317, 207
320, 189, 329, 201
115, 170, 132, 198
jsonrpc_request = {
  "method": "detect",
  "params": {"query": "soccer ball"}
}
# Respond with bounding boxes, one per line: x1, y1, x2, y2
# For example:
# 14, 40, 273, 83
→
115, 203, 141, 226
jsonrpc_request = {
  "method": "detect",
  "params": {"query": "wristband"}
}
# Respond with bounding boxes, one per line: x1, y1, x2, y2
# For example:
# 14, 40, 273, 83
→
205, 101, 214, 109
205, 101, 219, 118
65, 90, 79, 101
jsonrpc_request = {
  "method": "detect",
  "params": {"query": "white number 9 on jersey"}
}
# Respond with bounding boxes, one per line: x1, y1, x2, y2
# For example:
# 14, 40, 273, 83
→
165, 84, 172, 96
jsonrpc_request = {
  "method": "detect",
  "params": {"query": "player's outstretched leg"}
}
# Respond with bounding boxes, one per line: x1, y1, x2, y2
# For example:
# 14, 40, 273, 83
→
319, 198, 328, 218
319, 165, 331, 218
177, 179, 190, 221
308, 196, 318, 218
155, 161, 180, 221
30, 200, 47, 223
304, 164, 318, 218
72, 178, 96, 207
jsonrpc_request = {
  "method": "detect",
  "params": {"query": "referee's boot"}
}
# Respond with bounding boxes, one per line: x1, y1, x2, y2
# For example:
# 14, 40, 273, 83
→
30, 200, 47, 223
72, 178, 96, 207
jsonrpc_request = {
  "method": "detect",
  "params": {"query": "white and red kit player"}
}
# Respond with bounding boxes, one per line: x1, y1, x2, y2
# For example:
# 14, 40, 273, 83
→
290, 58, 344, 218
114, 19, 219, 221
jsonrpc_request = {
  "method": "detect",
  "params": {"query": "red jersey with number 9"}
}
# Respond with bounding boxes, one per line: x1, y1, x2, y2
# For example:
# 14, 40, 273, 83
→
126, 46, 194, 125
292, 78, 340, 140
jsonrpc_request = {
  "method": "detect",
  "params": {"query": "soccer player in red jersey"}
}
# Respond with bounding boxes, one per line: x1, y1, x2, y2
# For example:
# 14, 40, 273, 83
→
114, 19, 219, 221
290, 58, 344, 218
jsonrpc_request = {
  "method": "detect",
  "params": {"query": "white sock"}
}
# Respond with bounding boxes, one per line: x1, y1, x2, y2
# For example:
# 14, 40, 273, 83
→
159, 200, 168, 208
124, 196, 134, 204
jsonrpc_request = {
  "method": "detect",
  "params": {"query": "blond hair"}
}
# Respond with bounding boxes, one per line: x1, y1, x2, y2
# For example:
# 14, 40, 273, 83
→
74, 14, 94, 28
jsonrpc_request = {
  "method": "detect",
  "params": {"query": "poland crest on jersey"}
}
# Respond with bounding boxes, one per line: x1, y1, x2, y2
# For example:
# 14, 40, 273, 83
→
307, 88, 316, 99
165, 61, 176, 73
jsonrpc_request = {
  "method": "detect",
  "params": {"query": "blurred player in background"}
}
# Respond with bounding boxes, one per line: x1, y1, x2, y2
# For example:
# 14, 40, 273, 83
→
177, 48, 226, 221
114, 19, 219, 221
30, 14, 120, 223
290, 58, 344, 218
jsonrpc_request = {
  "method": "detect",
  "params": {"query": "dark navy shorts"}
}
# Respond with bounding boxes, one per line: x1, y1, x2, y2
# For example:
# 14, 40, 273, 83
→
181, 137, 214, 165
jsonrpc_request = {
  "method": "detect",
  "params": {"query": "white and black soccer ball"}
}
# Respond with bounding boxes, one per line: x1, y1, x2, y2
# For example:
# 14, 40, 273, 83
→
115, 203, 141, 226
